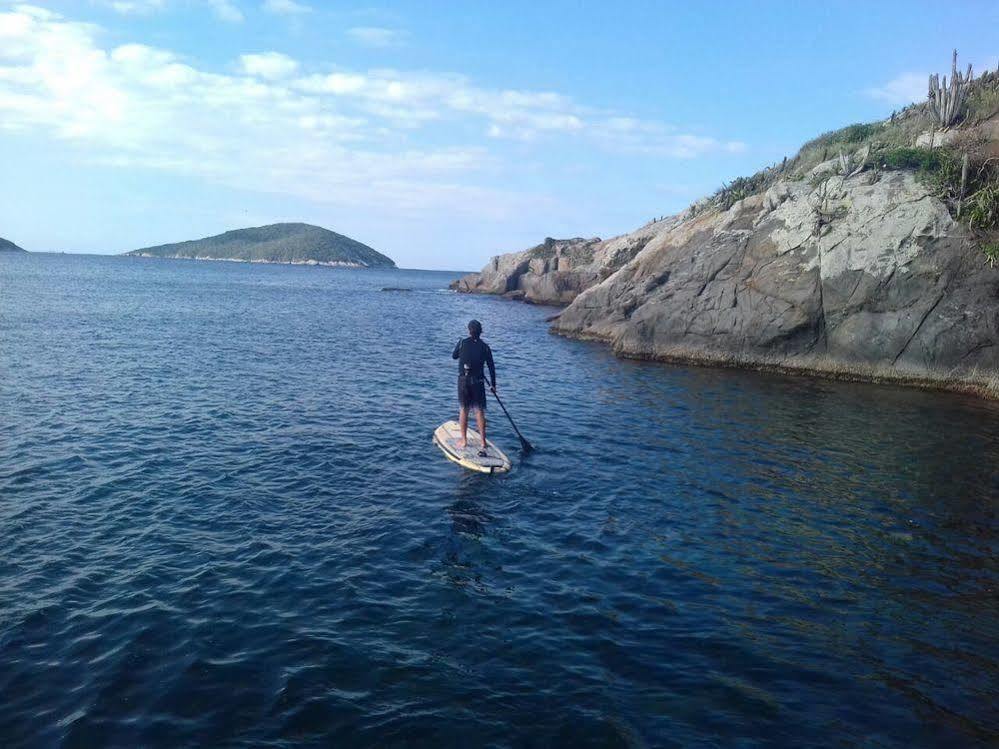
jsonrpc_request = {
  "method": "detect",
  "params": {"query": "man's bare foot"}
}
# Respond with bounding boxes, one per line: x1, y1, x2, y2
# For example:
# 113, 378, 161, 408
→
456, 439, 467, 449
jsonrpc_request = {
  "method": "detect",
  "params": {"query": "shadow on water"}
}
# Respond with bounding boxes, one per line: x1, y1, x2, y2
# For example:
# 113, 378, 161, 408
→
448, 478, 495, 539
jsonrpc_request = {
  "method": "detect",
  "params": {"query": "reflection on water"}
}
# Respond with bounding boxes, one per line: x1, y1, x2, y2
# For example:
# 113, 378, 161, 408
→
448, 495, 492, 539
1, 252, 997, 747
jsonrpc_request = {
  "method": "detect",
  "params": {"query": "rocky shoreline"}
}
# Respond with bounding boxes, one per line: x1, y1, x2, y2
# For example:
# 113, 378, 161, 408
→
454, 97, 999, 399
130, 253, 370, 268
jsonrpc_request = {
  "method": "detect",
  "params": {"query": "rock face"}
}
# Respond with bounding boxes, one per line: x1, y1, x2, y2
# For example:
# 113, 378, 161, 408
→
453, 72, 999, 394
457, 169, 999, 393
0, 236, 27, 252
451, 235, 653, 305
551, 171, 998, 388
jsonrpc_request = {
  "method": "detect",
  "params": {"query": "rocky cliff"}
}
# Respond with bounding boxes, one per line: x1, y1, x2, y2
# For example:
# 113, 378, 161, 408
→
553, 169, 997, 390
454, 67, 999, 396
453, 237, 611, 304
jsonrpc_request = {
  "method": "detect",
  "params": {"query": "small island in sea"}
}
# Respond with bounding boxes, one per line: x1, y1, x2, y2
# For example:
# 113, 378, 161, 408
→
124, 222, 395, 268
0, 236, 28, 252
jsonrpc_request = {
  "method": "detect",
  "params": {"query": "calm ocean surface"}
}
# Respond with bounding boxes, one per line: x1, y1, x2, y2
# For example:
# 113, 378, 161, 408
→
1, 252, 997, 747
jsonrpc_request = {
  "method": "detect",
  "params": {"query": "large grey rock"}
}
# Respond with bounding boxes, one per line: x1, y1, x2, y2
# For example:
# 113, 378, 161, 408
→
549, 171, 998, 389
914, 129, 961, 149
451, 231, 665, 305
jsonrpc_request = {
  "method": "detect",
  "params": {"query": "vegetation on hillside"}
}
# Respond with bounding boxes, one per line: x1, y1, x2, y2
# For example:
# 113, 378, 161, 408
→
701, 52, 999, 260
127, 223, 394, 267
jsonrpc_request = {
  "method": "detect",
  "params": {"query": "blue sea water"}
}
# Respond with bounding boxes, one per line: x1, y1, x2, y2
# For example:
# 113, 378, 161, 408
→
1, 252, 997, 748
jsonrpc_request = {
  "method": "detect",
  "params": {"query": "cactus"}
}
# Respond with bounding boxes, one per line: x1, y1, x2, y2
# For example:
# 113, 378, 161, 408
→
836, 147, 869, 178
837, 149, 850, 175
928, 49, 973, 127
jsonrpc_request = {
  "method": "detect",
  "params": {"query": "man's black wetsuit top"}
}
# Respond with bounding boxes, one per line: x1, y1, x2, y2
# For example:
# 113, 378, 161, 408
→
452, 337, 496, 386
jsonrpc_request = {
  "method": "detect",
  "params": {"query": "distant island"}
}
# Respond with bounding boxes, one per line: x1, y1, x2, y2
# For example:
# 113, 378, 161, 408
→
0, 236, 27, 252
124, 223, 395, 268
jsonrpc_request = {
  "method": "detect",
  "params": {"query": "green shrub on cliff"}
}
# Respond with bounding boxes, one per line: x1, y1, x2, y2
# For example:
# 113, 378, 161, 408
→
872, 144, 999, 264
872, 146, 999, 241
965, 183, 999, 231
876, 146, 953, 173
791, 108, 936, 177
875, 147, 964, 196
715, 172, 774, 209
801, 122, 883, 151
963, 71, 999, 124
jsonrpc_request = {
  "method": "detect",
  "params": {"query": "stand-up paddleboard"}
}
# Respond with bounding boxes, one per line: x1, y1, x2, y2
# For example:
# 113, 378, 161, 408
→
433, 421, 512, 474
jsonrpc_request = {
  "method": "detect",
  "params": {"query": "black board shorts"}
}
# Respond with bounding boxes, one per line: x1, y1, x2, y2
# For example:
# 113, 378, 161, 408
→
458, 374, 487, 412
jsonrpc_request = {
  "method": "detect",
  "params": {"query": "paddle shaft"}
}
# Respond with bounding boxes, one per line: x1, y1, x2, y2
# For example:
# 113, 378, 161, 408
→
489, 384, 533, 452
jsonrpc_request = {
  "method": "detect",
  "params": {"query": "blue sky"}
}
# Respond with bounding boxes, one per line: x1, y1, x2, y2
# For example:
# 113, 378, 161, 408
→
1, 1, 996, 269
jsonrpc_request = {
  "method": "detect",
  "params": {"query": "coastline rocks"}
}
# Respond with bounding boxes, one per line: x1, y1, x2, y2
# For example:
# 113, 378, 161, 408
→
457, 169, 999, 392
550, 171, 998, 387
130, 254, 370, 268
450, 236, 644, 305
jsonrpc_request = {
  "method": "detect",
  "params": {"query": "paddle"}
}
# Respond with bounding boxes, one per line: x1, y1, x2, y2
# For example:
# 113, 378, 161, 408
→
489, 382, 533, 453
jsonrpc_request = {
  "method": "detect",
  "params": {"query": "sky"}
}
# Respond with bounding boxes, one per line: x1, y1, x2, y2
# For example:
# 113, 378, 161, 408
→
0, 1, 997, 270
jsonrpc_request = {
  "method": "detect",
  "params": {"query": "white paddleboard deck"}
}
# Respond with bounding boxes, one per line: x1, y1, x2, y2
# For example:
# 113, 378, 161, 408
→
433, 420, 512, 474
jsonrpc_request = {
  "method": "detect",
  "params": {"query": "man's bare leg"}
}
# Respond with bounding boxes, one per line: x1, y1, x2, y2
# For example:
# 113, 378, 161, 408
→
458, 406, 469, 449
475, 409, 487, 452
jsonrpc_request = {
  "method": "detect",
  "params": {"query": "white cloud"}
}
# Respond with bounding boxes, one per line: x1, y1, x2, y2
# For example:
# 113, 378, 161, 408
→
591, 117, 745, 158
293, 69, 612, 139
347, 26, 407, 48
865, 57, 999, 108
207, 0, 243, 22
97, 0, 243, 21
239, 51, 298, 79
0, 5, 505, 214
262, 0, 311, 15
101, 0, 168, 14
863, 72, 927, 107
0, 5, 744, 218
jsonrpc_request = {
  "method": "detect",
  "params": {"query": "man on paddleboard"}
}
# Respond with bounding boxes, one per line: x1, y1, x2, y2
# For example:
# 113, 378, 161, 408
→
452, 319, 496, 455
